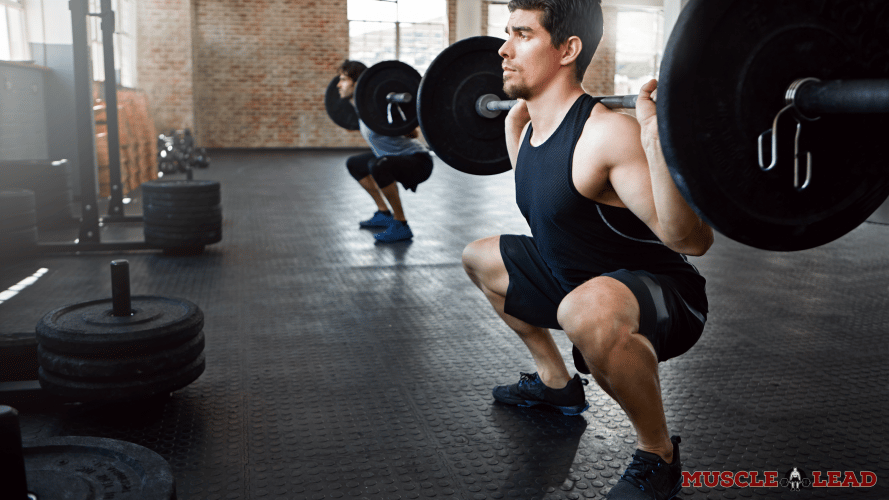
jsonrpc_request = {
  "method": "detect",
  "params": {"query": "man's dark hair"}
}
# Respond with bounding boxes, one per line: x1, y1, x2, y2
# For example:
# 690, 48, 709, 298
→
339, 60, 367, 82
508, 0, 603, 81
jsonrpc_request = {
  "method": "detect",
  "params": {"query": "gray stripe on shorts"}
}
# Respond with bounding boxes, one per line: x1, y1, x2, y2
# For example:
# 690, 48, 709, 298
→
638, 274, 706, 328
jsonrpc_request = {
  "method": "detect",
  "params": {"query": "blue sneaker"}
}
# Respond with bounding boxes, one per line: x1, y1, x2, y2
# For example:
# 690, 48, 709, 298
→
374, 220, 413, 243
492, 372, 589, 416
359, 211, 394, 229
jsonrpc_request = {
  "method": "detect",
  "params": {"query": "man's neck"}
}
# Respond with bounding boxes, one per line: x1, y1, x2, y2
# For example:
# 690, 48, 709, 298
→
525, 78, 586, 145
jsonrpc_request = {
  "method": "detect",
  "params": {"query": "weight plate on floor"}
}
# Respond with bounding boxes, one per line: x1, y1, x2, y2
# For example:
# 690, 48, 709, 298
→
354, 60, 421, 137
37, 330, 204, 380
145, 227, 223, 246
659, 0, 889, 251
36, 296, 203, 356
144, 191, 222, 207
141, 179, 220, 195
23, 436, 175, 499
144, 204, 222, 220
0, 226, 38, 248
143, 216, 223, 230
417, 36, 512, 176
38, 352, 205, 401
325, 74, 360, 131
0, 189, 38, 232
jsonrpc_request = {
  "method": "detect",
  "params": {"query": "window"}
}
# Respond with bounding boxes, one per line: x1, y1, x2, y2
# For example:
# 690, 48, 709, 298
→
348, 0, 448, 75
88, 0, 137, 88
614, 8, 664, 96
0, 0, 30, 61
486, 1, 510, 40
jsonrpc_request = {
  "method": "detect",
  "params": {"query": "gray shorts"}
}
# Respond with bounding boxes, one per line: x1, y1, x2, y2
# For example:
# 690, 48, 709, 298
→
499, 234, 707, 367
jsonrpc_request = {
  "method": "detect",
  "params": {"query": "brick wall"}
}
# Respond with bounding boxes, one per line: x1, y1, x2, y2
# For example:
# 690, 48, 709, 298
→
448, 0, 457, 44
136, 0, 196, 140
191, 0, 364, 148
135, 0, 616, 149
582, 5, 617, 96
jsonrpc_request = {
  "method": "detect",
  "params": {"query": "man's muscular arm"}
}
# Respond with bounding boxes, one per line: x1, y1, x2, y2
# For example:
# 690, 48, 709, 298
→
505, 100, 531, 169
634, 79, 713, 255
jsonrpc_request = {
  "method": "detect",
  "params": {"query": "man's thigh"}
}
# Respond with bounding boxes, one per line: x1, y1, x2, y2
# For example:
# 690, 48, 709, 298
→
499, 235, 567, 330
563, 269, 706, 370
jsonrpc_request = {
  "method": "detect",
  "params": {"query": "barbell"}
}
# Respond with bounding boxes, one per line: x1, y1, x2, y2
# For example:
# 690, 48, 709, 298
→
326, 0, 889, 251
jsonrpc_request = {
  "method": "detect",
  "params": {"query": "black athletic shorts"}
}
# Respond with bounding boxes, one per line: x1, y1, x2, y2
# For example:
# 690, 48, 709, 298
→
346, 151, 433, 192
499, 234, 706, 367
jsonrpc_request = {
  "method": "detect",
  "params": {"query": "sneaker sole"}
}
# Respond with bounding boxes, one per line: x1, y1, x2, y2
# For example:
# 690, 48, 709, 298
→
374, 236, 412, 243
495, 395, 589, 416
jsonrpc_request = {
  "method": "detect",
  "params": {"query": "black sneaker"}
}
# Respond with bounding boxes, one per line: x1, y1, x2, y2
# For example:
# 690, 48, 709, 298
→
606, 436, 683, 499
492, 372, 589, 416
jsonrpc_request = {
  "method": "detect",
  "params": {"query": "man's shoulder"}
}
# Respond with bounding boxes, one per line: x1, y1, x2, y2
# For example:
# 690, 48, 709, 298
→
576, 105, 642, 155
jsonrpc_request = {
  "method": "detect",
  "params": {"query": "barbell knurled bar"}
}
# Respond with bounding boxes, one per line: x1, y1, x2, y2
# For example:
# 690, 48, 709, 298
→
388, 90, 647, 118
395, 78, 889, 121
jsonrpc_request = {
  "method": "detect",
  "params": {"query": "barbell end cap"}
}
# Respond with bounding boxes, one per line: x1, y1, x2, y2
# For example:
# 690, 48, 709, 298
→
476, 94, 504, 119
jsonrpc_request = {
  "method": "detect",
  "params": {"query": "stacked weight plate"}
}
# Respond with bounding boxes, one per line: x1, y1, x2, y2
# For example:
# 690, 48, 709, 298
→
35, 261, 206, 402
141, 179, 222, 253
0, 189, 39, 258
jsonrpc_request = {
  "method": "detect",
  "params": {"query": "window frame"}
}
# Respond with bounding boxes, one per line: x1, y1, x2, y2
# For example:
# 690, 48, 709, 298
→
87, 0, 137, 88
0, 0, 31, 62
347, 0, 448, 74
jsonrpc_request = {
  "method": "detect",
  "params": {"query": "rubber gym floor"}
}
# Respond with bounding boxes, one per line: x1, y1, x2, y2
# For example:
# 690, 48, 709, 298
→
1, 149, 887, 500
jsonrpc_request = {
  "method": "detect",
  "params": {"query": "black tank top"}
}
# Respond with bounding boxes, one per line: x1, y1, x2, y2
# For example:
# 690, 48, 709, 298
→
515, 94, 706, 309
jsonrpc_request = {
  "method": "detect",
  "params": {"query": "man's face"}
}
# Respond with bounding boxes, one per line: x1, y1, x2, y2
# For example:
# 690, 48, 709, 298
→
337, 73, 356, 99
498, 9, 564, 100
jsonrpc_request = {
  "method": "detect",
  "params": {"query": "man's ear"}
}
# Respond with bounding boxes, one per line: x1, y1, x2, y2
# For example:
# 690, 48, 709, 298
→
560, 36, 582, 67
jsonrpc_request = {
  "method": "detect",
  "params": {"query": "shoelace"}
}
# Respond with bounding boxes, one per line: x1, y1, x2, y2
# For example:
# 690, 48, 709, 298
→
517, 372, 538, 387
620, 452, 663, 492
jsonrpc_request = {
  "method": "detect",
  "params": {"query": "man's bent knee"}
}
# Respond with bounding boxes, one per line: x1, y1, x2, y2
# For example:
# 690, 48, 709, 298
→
557, 282, 640, 367
462, 237, 507, 295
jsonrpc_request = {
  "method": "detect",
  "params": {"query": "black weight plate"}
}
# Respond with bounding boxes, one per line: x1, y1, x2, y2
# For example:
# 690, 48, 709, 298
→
141, 179, 220, 194
0, 211, 37, 232
325, 74, 360, 131
23, 436, 175, 500
0, 190, 37, 232
144, 222, 222, 235
659, 0, 889, 251
145, 227, 223, 247
144, 216, 223, 230
418, 36, 512, 176
38, 352, 205, 401
0, 227, 38, 255
354, 60, 421, 136
37, 330, 204, 380
0, 332, 38, 382
36, 295, 203, 356
144, 204, 222, 220
0, 189, 36, 211
144, 191, 222, 207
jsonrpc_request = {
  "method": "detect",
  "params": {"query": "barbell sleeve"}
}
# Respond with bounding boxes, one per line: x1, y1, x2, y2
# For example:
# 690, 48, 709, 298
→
486, 99, 518, 111
386, 92, 413, 104
791, 79, 889, 118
